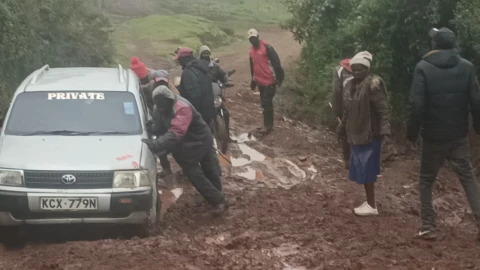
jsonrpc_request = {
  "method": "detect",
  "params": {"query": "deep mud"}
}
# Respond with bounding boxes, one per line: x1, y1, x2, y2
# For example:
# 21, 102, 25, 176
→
1, 27, 480, 270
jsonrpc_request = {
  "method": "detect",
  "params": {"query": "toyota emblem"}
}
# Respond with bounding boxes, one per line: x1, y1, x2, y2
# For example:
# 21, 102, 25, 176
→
61, 174, 76, 185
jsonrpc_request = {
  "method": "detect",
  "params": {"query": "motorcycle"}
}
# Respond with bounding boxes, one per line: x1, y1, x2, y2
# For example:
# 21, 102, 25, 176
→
212, 58, 235, 154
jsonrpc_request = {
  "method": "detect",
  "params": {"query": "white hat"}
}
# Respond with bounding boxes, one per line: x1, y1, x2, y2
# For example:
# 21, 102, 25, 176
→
199, 45, 211, 55
350, 51, 373, 69
248, 29, 259, 38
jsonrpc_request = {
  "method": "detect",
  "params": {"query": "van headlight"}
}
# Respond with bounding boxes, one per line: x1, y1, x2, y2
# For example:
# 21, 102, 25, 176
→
113, 171, 151, 188
0, 170, 23, 186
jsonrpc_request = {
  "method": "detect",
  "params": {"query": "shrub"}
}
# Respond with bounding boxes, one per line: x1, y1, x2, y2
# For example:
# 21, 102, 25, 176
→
282, 0, 480, 125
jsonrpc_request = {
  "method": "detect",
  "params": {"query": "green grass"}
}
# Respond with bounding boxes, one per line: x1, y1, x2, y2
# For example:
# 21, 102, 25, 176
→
107, 0, 291, 65
112, 14, 237, 65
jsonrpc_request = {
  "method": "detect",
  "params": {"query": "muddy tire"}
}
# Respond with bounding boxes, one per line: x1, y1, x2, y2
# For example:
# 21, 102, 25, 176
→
214, 116, 229, 154
134, 191, 162, 238
0, 226, 27, 249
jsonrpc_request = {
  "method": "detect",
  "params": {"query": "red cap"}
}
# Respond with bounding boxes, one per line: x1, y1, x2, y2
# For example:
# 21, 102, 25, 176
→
173, 47, 193, 61
340, 59, 352, 73
130, 57, 149, 79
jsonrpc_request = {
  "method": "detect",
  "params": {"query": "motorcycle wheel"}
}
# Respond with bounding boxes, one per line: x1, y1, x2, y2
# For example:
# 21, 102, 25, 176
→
214, 116, 229, 154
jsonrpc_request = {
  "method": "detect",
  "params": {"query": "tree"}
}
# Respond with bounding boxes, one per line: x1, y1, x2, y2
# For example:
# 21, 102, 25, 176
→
0, 0, 114, 109
282, 0, 480, 122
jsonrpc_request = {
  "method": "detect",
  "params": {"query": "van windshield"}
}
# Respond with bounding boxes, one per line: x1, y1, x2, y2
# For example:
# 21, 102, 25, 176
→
4, 91, 143, 136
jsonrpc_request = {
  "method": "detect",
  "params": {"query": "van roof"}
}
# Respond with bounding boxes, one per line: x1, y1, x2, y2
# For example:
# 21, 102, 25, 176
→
22, 66, 135, 92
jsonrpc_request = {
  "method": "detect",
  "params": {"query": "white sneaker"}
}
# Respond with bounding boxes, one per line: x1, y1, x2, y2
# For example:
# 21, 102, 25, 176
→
354, 202, 378, 216
354, 202, 368, 212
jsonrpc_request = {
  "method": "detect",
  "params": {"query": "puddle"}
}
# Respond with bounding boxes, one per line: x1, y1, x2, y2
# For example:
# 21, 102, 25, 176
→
274, 243, 300, 257
282, 159, 306, 179
232, 133, 257, 143
231, 143, 266, 167
235, 166, 265, 181
237, 167, 256, 180
170, 188, 183, 199
282, 264, 307, 270
160, 188, 184, 214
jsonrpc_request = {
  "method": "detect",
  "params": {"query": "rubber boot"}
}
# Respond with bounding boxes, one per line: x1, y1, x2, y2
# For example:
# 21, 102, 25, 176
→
260, 110, 274, 135
159, 168, 172, 178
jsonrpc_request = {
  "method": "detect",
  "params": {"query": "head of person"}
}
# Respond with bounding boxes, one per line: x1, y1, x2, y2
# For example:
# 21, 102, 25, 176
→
349, 51, 373, 80
130, 57, 149, 85
151, 70, 170, 89
429, 27, 456, 50
173, 47, 195, 68
248, 29, 260, 48
199, 45, 212, 62
152, 85, 175, 115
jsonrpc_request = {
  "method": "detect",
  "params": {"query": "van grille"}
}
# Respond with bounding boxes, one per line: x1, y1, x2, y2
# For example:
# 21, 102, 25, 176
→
24, 171, 114, 189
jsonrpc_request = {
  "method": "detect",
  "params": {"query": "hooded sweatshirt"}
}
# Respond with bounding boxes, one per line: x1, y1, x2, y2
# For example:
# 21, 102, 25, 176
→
178, 58, 215, 125
407, 49, 480, 142
150, 86, 213, 167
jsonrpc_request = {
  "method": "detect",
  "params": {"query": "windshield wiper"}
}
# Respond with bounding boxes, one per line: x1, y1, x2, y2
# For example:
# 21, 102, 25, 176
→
23, 130, 92, 136
83, 131, 138, 135
22, 130, 138, 136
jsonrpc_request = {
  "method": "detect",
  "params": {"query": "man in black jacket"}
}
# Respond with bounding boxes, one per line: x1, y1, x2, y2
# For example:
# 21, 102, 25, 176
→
174, 47, 216, 130
407, 27, 480, 240
199, 45, 236, 142
142, 86, 227, 215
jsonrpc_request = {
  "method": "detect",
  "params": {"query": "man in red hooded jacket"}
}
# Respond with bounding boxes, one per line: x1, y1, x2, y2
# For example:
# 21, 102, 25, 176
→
248, 29, 284, 135
332, 58, 354, 168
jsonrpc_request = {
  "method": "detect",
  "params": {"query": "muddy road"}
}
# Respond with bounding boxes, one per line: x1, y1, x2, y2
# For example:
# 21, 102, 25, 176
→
2, 27, 480, 270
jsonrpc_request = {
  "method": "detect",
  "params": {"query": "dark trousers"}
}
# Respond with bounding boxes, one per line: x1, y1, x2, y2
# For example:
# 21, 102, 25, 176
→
419, 138, 480, 229
159, 154, 170, 170
181, 149, 225, 206
259, 84, 276, 128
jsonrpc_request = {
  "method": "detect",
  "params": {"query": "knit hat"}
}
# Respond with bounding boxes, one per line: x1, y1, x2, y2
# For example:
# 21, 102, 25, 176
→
350, 51, 373, 69
199, 45, 211, 56
340, 59, 352, 72
429, 27, 456, 49
152, 85, 175, 101
130, 57, 149, 79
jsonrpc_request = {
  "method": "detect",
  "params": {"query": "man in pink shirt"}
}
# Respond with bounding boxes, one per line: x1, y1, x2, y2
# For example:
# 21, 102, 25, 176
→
248, 29, 284, 134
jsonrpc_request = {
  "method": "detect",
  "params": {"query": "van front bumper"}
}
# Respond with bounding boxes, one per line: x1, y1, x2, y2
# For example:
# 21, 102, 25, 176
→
0, 188, 152, 226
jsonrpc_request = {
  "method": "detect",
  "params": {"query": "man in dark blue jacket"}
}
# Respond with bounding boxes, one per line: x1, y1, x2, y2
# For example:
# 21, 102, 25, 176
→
174, 47, 216, 130
142, 86, 227, 215
408, 27, 480, 240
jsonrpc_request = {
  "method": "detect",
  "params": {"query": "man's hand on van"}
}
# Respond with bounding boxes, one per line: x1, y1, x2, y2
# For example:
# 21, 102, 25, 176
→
146, 120, 154, 134
141, 138, 154, 150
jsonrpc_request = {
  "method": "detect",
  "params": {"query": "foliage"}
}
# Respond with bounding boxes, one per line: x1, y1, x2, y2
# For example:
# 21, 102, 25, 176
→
0, 0, 114, 109
282, 0, 480, 125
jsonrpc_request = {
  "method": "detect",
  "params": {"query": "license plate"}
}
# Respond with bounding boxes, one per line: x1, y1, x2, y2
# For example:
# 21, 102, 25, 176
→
40, 197, 98, 211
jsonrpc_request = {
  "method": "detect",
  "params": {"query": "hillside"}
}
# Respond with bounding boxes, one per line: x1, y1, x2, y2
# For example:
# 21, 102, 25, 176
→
102, 0, 289, 66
